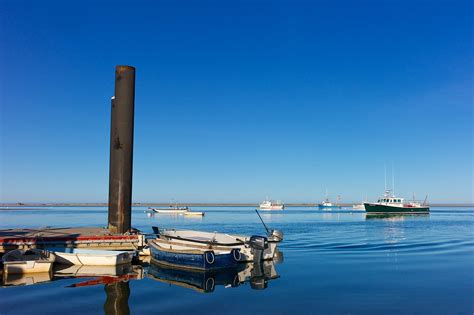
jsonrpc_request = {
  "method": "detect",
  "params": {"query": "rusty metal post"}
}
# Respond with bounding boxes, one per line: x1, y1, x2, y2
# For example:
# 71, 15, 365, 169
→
108, 65, 135, 234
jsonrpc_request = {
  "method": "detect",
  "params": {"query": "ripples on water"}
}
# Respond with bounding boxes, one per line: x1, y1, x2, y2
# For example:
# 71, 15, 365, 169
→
0, 206, 473, 314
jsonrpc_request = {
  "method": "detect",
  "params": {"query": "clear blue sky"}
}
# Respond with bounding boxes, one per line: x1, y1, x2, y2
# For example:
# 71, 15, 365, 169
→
0, 0, 472, 203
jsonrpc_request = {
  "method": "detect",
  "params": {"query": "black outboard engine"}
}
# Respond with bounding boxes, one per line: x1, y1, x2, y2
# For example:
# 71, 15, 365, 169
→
248, 235, 268, 262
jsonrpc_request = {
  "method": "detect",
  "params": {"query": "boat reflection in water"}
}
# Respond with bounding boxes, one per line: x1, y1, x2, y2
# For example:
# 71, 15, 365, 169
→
147, 259, 281, 293
2, 271, 53, 287
365, 213, 430, 220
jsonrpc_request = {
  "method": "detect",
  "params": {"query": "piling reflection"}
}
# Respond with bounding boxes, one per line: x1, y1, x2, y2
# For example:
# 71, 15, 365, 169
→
147, 259, 281, 293
104, 281, 130, 315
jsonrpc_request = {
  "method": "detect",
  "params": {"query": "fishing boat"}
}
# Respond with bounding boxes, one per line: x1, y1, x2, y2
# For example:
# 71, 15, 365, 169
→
2, 249, 55, 274
318, 190, 341, 209
153, 225, 283, 262
364, 190, 429, 214
258, 200, 284, 210
149, 238, 242, 270
52, 248, 134, 266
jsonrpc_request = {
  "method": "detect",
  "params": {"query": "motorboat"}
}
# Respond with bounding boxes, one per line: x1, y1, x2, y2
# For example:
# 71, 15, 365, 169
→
2, 249, 55, 274
153, 226, 283, 262
150, 207, 189, 214
51, 248, 134, 266
149, 238, 242, 270
258, 200, 284, 210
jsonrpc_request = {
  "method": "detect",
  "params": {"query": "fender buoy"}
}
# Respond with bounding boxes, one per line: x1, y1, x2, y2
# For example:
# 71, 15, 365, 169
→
205, 251, 215, 265
232, 248, 241, 262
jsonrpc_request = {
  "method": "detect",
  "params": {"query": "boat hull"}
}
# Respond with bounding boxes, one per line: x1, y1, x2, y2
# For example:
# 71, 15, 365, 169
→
149, 241, 240, 271
156, 229, 280, 261
53, 249, 134, 266
364, 203, 429, 214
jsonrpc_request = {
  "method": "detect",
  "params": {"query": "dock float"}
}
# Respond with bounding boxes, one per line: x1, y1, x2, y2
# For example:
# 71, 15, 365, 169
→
0, 227, 145, 254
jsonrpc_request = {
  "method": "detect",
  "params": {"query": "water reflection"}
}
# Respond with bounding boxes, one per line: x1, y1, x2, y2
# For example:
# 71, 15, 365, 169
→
104, 282, 130, 315
2, 271, 52, 287
147, 260, 280, 293
365, 214, 430, 220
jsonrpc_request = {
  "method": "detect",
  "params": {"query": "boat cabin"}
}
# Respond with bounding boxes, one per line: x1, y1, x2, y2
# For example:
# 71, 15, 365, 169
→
377, 197, 404, 204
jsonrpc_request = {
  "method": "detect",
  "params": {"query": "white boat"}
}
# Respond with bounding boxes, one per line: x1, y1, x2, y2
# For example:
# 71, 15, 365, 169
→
153, 227, 283, 262
352, 203, 365, 210
258, 200, 284, 210
150, 207, 189, 214
52, 248, 134, 266
2, 249, 55, 274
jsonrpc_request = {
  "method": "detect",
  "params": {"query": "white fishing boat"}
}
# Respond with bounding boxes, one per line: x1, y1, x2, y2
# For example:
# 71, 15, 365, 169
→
352, 203, 365, 210
52, 248, 134, 266
258, 200, 284, 210
149, 206, 189, 214
2, 249, 55, 274
153, 226, 283, 262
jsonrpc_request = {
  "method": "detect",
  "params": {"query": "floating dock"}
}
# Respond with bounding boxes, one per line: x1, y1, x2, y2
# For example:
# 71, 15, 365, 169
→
0, 227, 145, 254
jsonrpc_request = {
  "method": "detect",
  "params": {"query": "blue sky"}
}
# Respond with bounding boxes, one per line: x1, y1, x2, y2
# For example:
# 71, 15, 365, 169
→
0, 0, 472, 203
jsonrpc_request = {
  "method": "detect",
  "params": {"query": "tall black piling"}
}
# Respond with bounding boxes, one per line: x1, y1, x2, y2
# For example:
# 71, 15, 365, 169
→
108, 65, 136, 234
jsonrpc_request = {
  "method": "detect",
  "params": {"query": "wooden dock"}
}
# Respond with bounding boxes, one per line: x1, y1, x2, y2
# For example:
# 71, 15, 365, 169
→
0, 227, 146, 254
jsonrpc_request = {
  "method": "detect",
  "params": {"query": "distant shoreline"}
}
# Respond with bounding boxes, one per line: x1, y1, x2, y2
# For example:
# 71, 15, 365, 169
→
0, 202, 472, 208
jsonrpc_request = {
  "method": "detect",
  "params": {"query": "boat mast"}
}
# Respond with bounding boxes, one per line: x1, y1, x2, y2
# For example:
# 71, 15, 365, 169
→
391, 161, 395, 197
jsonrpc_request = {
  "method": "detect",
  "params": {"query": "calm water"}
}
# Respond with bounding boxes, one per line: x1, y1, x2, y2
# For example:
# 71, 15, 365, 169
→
1, 206, 473, 314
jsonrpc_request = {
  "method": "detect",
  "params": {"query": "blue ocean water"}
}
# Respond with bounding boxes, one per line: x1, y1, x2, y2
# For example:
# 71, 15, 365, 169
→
0, 206, 473, 314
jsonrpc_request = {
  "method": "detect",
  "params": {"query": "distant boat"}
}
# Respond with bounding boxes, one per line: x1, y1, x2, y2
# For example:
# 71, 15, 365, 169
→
318, 191, 341, 209
149, 204, 189, 214
352, 203, 365, 210
2, 249, 55, 274
364, 190, 429, 214
258, 200, 284, 210
352, 199, 367, 210
52, 249, 134, 266
149, 238, 242, 270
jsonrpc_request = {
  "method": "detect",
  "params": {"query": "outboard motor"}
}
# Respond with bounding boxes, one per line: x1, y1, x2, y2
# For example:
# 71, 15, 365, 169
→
269, 229, 284, 242
248, 235, 268, 262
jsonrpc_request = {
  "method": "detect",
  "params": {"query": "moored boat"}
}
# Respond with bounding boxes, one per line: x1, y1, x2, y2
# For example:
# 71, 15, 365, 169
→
2, 249, 55, 274
318, 191, 341, 209
364, 191, 429, 214
153, 227, 283, 261
52, 248, 134, 266
258, 200, 284, 210
150, 207, 189, 214
149, 238, 241, 270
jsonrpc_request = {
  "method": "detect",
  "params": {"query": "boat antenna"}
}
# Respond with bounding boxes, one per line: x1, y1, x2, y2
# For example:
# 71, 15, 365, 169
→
384, 163, 387, 192
391, 161, 395, 197
255, 209, 271, 235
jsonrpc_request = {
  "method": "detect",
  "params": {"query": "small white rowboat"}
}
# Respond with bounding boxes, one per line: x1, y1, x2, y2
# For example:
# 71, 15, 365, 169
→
52, 249, 134, 266
2, 249, 55, 274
